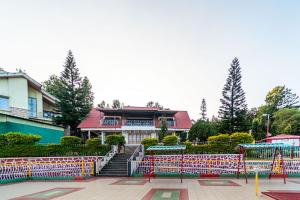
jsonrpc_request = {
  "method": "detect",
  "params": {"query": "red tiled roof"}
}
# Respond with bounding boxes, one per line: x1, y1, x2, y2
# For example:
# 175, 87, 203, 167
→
174, 111, 192, 129
78, 108, 101, 128
78, 108, 192, 129
122, 106, 160, 111
267, 134, 300, 140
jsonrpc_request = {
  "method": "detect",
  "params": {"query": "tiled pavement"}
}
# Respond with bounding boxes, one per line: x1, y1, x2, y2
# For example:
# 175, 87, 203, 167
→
0, 177, 300, 200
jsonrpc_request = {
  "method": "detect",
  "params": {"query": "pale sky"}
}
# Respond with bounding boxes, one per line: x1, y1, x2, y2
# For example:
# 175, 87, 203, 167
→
0, 0, 299, 120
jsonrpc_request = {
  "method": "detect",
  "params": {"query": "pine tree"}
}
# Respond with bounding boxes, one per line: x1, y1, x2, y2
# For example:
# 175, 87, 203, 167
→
44, 50, 94, 134
200, 98, 207, 120
218, 57, 248, 133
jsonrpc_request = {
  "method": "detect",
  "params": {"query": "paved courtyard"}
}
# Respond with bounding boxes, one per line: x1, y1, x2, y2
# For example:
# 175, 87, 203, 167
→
0, 177, 300, 200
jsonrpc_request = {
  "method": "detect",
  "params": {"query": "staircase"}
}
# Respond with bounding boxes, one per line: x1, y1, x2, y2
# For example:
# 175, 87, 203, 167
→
98, 145, 138, 177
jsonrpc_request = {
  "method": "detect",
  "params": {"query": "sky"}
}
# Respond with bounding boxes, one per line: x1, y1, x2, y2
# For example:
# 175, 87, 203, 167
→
0, 0, 299, 120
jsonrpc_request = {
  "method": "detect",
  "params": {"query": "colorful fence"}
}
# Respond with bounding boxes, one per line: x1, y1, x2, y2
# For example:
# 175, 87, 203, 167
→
133, 154, 300, 176
0, 156, 101, 184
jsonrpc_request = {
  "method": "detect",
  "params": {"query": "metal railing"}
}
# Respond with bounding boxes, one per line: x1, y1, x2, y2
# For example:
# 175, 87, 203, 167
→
127, 144, 144, 176
125, 120, 154, 126
97, 145, 118, 173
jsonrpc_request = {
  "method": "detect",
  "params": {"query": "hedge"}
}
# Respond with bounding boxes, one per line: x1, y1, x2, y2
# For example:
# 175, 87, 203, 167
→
61, 136, 82, 146
105, 135, 125, 145
0, 144, 110, 158
86, 138, 101, 147
1, 132, 41, 145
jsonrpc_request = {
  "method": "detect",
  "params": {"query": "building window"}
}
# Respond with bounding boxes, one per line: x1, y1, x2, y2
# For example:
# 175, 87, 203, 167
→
28, 97, 37, 117
43, 111, 54, 118
0, 96, 9, 110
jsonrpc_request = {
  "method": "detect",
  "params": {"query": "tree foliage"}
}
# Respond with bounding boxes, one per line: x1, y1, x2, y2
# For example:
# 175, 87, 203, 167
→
272, 108, 300, 135
146, 101, 163, 109
188, 120, 217, 142
112, 99, 121, 109
266, 86, 299, 110
43, 50, 94, 134
200, 98, 207, 120
98, 100, 106, 108
251, 86, 299, 139
218, 58, 248, 133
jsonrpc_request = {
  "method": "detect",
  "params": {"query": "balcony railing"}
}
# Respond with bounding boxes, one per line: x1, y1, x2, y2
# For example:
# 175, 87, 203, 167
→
103, 119, 119, 126
125, 120, 154, 126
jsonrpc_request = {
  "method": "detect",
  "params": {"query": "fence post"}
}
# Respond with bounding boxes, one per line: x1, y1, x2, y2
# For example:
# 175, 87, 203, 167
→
127, 160, 131, 176
28, 161, 32, 178
81, 160, 85, 177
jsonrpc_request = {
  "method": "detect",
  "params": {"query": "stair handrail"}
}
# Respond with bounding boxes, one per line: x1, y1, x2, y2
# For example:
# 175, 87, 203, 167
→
98, 145, 118, 172
127, 144, 144, 176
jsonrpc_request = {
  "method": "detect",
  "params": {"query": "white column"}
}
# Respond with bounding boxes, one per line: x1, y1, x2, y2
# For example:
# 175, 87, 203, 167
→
88, 130, 91, 139
101, 132, 105, 144
123, 131, 128, 144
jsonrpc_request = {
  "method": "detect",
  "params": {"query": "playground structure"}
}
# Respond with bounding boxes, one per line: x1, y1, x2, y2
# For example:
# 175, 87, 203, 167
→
238, 143, 293, 184
133, 144, 300, 179
146, 145, 186, 183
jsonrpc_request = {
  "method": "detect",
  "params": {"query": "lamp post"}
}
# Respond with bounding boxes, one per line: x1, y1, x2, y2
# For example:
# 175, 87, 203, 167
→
262, 114, 271, 138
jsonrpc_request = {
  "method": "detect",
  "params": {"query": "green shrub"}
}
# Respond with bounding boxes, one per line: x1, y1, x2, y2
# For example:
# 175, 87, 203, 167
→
0, 134, 7, 146
5, 132, 41, 145
105, 135, 125, 146
61, 136, 82, 146
141, 138, 158, 148
183, 140, 192, 149
208, 134, 232, 153
87, 138, 101, 147
230, 132, 254, 151
0, 144, 111, 158
163, 135, 178, 146
208, 134, 230, 144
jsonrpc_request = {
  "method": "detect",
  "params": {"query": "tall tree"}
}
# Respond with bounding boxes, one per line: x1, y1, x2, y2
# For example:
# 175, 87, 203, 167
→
200, 98, 207, 120
42, 75, 61, 96
266, 86, 299, 110
188, 120, 217, 142
251, 86, 299, 138
272, 108, 300, 135
112, 99, 121, 109
218, 57, 248, 133
43, 50, 94, 134
146, 101, 154, 107
98, 100, 106, 108
154, 102, 163, 109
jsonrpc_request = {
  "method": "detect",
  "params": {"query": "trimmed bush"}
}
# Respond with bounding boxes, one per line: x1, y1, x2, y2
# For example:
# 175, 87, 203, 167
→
5, 132, 41, 145
105, 135, 125, 146
141, 138, 158, 148
163, 135, 178, 146
208, 134, 232, 153
86, 138, 101, 147
183, 140, 192, 149
61, 136, 82, 146
230, 132, 254, 150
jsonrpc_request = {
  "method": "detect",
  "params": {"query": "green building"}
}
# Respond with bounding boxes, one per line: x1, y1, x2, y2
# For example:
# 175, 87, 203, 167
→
0, 70, 64, 144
